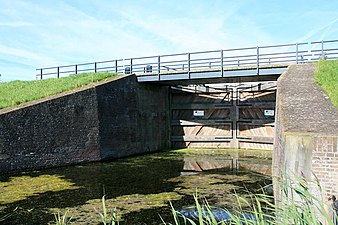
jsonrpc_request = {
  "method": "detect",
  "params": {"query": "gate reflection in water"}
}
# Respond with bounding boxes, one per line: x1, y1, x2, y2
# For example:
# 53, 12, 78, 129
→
0, 149, 272, 225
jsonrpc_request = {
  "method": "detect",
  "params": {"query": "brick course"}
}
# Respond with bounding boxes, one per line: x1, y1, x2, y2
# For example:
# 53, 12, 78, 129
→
0, 75, 170, 173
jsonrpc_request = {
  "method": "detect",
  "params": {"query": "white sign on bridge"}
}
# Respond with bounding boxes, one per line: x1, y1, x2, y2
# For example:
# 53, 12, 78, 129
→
193, 110, 205, 117
264, 110, 275, 116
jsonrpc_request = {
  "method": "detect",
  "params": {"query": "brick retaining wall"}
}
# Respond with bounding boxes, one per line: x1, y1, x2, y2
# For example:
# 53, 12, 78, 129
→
312, 136, 338, 196
0, 75, 170, 172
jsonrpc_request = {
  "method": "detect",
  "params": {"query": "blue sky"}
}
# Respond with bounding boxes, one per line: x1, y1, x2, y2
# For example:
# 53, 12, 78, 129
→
0, 0, 337, 81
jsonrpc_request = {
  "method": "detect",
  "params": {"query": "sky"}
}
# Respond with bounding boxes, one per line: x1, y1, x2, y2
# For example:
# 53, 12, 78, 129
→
0, 0, 337, 82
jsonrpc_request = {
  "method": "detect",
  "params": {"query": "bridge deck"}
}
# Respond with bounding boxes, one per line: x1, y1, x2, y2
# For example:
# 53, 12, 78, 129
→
136, 64, 288, 84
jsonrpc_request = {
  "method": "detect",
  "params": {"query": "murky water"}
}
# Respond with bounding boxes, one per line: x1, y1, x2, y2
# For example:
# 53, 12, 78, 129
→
0, 149, 272, 225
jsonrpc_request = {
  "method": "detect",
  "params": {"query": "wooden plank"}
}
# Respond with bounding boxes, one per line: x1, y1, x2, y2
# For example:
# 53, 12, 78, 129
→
239, 108, 275, 119
171, 135, 232, 142
172, 92, 231, 104
237, 136, 274, 143
171, 103, 232, 109
237, 83, 277, 92
171, 85, 234, 94
172, 109, 231, 120
239, 142, 273, 150
238, 124, 275, 137
171, 125, 231, 136
238, 119, 274, 125
237, 102, 276, 107
171, 119, 232, 126
172, 142, 232, 148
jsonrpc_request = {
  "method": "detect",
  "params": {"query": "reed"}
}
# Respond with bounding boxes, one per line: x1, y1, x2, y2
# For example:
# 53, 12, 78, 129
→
46, 174, 336, 225
97, 195, 119, 225
52, 211, 72, 225
163, 174, 335, 225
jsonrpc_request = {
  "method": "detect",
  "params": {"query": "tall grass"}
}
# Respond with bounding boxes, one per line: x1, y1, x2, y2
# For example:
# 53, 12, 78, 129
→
315, 59, 338, 108
45, 175, 335, 224
0, 207, 17, 223
97, 195, 119, 225
163, 175, 335, 225
52, 211, 72, 225
0, 72, 117, 110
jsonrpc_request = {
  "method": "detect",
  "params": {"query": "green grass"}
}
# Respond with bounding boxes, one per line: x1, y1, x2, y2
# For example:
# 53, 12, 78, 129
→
163, 175, 335, 225
315, 59, 338, 108
0, 72, 118, 110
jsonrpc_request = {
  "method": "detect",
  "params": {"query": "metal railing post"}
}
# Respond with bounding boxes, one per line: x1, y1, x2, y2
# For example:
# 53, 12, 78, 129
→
115, 60, 118, 73
57, 67, 60, 78
75, 65, 78, 74
157, 55, 160, 80
221, 50, 224, 77
40, 69, 43, 80
296, 43, 299, 64
94, 62, 97, 73
187, 53, 191, 79
256, 46, 259, 75
130, 58, 133, 73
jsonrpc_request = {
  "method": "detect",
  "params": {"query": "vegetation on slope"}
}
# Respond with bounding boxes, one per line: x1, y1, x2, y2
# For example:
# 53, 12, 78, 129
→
315, 59, 338, 108
0, 72, 118, 110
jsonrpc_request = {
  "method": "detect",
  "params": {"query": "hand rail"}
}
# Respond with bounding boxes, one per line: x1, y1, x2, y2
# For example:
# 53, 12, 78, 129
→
36, 39, 338, 80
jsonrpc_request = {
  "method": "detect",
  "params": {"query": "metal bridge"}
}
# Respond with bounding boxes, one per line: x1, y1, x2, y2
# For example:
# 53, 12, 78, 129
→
35, 39, 338, 150
36, 40, 338, 83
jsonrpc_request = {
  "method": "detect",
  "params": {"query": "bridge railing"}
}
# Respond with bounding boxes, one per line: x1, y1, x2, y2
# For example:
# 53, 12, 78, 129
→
36, 39, 338, 80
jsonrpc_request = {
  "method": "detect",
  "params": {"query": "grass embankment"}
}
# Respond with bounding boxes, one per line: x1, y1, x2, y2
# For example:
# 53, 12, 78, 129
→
315, 59, 338, 108
0, 72, 117, 110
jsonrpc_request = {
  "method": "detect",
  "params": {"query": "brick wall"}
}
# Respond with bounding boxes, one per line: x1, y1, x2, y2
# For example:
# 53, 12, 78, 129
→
0, 88, 101, 171
312, 136, 338, 198
0, 75, 170, 173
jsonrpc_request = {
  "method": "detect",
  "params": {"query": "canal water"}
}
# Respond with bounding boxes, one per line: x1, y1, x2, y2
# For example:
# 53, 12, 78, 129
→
0, 149, 272, 225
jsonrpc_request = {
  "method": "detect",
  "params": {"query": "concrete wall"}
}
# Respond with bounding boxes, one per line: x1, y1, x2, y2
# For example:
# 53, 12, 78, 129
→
273, 64, 338, 203
0, 75, 170, 172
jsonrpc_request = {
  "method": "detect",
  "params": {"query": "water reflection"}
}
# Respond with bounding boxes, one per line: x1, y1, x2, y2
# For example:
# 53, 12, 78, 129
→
0, 149, 272, 225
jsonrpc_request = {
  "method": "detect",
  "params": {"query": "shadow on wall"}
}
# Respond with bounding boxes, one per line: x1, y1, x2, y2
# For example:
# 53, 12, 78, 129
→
0, 75, 170, 173
170, 83, 276, 150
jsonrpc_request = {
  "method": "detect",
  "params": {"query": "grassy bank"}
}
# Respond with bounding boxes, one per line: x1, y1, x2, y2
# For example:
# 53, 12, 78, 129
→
0, 72, 118, 110
315, 59, 338, 108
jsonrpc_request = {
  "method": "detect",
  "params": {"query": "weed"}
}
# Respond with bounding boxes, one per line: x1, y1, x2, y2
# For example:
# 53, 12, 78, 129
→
97, 195, 119, 225
52, 211, 72, 225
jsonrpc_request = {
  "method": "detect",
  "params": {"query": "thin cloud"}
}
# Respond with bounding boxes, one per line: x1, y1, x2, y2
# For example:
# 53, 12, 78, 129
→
0, 44, 57, 67
0, 21, 33, 27
295, 18, 338, 43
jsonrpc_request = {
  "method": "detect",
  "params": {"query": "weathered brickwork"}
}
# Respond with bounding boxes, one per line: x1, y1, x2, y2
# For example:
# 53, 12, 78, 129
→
0, 88, 101, 171
0, 75, 170, 173
312, 136, 338, 198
